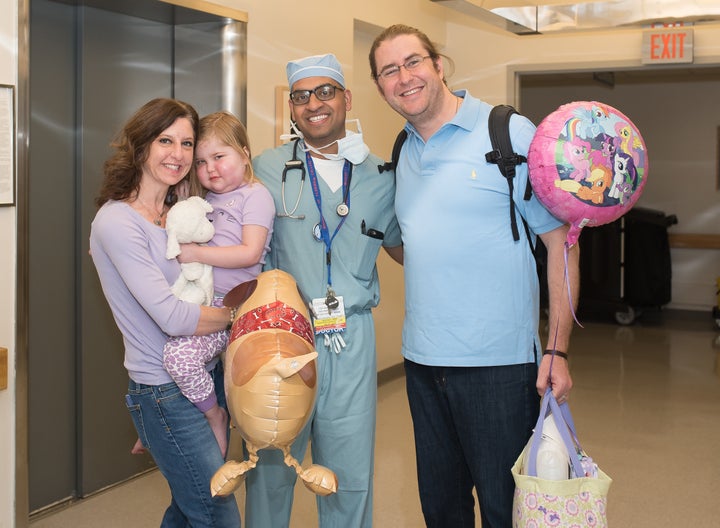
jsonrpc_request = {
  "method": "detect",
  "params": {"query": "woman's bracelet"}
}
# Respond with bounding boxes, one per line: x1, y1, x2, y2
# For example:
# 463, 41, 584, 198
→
226, 306, 238, 331
543, 349, 568, 360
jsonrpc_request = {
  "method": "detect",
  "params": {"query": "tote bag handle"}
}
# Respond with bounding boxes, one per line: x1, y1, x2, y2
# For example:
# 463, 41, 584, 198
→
527, 387, 586, 479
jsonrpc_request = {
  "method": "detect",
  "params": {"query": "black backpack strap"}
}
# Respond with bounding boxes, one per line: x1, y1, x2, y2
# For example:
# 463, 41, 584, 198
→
485, 104, 529, 242
378, 129, 408, 173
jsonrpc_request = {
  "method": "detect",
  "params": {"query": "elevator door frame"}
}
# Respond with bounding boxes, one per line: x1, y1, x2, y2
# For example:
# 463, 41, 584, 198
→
19, 0, 247, 519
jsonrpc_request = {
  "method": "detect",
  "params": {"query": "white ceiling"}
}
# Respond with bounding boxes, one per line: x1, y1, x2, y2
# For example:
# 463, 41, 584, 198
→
431, 0, 720, 34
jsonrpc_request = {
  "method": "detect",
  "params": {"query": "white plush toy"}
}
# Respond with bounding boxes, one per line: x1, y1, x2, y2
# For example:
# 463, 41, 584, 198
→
166, 196, 215, 306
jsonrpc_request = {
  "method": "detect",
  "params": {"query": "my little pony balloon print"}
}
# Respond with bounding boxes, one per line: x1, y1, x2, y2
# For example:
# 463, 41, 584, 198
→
528, 101, 648, 247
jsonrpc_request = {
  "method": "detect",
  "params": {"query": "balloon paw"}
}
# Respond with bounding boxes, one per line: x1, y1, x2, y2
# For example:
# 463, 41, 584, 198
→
299, 464, 338, 496
210, 460, 252, 497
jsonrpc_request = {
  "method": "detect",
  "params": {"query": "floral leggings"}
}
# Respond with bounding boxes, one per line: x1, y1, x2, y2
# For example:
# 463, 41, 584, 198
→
162, 298, 229, 412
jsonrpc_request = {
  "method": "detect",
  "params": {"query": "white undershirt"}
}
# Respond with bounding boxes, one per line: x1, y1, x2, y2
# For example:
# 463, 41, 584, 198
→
311, 157, 345, 193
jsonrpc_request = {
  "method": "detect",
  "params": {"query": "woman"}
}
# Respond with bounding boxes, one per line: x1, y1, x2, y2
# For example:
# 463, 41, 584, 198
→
89, 98, 241, 527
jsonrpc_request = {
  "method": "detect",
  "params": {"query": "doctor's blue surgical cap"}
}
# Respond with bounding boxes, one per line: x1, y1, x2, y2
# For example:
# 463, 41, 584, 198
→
286, 53, 346, 89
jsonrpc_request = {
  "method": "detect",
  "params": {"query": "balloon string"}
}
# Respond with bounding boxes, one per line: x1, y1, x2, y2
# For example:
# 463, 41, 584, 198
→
564, 242, 583, 329
549, 316, 560, 376
547, 243, 582, 376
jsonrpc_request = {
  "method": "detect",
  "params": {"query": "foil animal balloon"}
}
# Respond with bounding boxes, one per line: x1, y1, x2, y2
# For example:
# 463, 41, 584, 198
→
528, 101, 648, 246
210, 269, 338, 497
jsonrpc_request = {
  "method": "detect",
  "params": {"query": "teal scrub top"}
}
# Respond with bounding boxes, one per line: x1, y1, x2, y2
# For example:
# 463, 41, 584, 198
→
253, 141, 401, 314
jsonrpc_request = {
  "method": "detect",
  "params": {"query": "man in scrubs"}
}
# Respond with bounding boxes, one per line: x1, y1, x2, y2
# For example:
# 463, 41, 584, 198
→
248, 53, 402, 528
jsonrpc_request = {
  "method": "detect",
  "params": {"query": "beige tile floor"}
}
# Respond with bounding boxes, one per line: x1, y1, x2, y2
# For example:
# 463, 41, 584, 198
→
30, 310, 720, 527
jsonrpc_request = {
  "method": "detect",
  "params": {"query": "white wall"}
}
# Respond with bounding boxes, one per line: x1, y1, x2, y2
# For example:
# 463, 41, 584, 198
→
0, 0, 17, 523
4, 0, 720, 525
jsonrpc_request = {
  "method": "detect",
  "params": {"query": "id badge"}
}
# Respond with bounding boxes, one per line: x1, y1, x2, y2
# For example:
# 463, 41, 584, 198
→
310, 295, 347, 335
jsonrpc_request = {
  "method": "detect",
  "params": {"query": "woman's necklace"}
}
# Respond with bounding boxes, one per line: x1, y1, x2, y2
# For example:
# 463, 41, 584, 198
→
136, 199, 167, 226
151, 207, 167, 226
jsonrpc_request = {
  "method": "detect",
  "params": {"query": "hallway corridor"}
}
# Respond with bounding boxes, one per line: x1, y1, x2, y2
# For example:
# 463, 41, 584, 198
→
30, 310, 720, 527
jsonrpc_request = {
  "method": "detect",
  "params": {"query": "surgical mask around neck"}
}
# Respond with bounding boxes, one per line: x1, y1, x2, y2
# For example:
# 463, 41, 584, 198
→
290, 119, 370, 165
334, 124, 370, 164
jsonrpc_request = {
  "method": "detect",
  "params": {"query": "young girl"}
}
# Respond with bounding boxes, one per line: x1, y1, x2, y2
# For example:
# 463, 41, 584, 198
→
162, 111, 275, 456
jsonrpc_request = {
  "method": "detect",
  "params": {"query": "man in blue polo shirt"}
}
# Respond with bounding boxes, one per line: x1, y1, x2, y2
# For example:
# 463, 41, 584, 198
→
370, 24, 580, 528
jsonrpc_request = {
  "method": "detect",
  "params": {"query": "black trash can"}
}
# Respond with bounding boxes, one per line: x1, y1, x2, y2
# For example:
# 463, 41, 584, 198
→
578, 207, 677, 324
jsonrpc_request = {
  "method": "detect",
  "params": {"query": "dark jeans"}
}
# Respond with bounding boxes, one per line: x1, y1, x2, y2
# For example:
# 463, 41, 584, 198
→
404, 359, 540, 528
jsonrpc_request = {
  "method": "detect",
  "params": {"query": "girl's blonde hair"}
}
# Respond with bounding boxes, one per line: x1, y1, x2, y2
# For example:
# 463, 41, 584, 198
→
193, 111, 259, 195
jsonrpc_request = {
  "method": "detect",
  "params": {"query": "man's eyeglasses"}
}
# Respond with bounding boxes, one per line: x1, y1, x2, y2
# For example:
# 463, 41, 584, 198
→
378, 55, 432, 80
289, 83, 345, 105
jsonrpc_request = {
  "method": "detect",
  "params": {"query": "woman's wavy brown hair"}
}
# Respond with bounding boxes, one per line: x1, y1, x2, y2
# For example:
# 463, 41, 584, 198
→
95, 98, 200, 208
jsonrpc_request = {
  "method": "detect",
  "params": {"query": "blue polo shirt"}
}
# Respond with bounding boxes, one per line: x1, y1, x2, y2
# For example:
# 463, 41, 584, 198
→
395, 90, 562, 367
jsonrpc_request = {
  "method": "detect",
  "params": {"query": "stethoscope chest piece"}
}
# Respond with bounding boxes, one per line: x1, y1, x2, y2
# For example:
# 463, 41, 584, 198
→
336, 203, 349, 217
313, 223, 322, 241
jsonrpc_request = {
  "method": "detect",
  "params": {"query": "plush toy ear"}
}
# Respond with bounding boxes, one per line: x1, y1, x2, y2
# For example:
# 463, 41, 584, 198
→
203, 197, 214, 214
189, 195, 214, 214
166, 226, 181, 259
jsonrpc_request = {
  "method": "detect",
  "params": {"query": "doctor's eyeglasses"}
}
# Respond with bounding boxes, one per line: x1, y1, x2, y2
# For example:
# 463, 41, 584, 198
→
289, 83, 345, 105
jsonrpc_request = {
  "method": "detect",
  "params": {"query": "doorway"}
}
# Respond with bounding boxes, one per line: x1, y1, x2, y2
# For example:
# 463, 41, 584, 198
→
518, 65, 720, 312
26, 0, 247, 514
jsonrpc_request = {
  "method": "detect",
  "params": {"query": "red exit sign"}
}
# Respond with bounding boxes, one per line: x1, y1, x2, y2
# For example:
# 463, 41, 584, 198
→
642, 28, 693, 64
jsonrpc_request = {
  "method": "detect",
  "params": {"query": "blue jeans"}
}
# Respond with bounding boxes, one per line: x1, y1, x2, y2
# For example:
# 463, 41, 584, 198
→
126, 362, 241, 527
404, 359, 540, 528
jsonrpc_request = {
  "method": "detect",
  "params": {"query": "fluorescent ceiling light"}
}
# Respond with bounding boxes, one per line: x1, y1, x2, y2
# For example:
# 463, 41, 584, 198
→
431, 0, 720, 34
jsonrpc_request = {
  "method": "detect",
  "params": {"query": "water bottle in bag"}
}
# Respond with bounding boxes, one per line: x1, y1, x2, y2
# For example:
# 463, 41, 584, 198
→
535, 415, 570, 480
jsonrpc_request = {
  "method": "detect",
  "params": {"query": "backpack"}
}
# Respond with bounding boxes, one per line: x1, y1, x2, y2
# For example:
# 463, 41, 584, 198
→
378, 104, 533, 243
377, 104, 548, 308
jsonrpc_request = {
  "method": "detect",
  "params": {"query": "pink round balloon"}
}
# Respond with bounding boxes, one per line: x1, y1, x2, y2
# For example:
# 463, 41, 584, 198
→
528, 101, 648, 246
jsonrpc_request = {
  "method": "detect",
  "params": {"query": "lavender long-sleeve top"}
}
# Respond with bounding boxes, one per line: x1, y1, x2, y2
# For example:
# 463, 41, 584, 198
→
90, 200, 201, 385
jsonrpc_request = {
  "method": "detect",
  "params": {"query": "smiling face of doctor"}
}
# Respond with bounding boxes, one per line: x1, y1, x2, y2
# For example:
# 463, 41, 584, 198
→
289, 75, 352, 155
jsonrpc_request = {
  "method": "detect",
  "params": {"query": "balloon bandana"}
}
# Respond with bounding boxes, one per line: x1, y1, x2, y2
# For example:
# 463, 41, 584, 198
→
528, 101, 648, 247
210, 269, 338, 498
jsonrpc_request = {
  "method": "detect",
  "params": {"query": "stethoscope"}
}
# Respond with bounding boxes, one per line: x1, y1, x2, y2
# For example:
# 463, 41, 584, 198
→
277, 138, 353, 220
277, 138, 306, 219
277, 138, 355, 314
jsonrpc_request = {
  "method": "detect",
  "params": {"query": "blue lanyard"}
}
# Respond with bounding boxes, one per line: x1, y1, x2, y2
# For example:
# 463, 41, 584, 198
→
305, 150, 352, 288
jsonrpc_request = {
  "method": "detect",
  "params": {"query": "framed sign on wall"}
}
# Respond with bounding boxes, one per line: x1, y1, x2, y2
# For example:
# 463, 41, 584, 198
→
275, 85, 291, 147
0, 85, 14, 205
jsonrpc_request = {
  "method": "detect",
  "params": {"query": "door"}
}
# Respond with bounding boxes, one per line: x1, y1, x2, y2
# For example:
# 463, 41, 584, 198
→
28, 0, 246, 512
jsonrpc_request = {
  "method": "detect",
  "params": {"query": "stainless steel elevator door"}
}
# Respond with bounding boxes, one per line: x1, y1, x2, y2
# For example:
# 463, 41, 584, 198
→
28, 0, 246, 513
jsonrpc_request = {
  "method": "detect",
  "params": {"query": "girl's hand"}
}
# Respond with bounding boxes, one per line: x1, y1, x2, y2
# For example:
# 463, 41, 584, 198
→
177, 243, 200, 263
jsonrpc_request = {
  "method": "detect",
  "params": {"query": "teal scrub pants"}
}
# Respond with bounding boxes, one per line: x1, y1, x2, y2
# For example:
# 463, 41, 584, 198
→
244, 311, 377, 528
